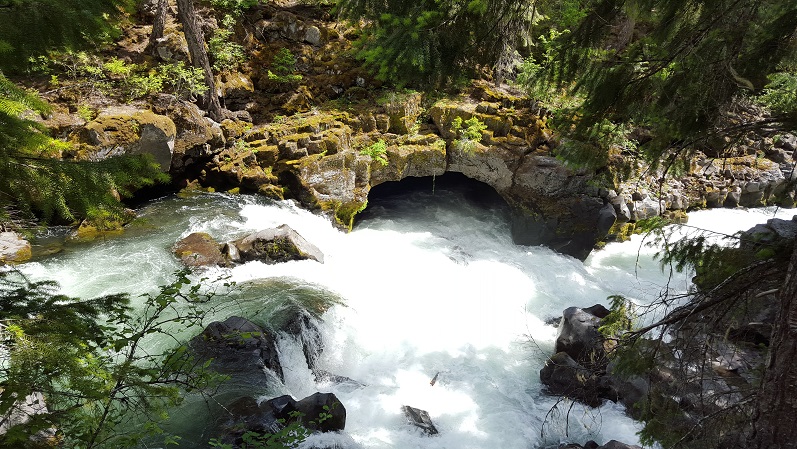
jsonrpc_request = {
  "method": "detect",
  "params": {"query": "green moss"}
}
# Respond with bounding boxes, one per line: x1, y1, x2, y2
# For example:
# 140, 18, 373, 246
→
318, 199, 368, 232
607, 222, 636, 242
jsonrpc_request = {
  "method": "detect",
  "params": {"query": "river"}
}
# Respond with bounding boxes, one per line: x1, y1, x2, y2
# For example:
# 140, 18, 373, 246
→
17, 178, 795, 449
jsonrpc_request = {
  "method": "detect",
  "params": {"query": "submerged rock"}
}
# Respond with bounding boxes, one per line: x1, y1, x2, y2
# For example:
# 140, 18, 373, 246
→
539, 352, 612, 408
233, 224, 324, 264
217, 392, 346, 444
190, 316, 284, 384
225, 392, 346, 433
401, 405, 438, 435
561, 441, 642, 449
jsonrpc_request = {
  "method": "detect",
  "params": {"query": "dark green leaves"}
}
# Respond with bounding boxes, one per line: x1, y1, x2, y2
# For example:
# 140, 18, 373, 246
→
0, 0, 134, 73
339, 0, 536, 87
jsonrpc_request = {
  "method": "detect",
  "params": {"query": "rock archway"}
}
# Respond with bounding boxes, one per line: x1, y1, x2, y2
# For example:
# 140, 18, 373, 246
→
290, 135, 615, 260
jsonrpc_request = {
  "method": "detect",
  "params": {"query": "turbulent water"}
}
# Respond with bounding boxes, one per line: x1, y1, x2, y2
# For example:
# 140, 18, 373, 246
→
18, 181, 796, 449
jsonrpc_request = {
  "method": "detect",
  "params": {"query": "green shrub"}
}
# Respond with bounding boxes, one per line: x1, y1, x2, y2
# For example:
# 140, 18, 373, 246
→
450, 116, 486, 152
360, 139, 388, 166
267, 48, 303, 83
208, 0, 259, 16
158, 61, 209, 100
209, 15, 247, 72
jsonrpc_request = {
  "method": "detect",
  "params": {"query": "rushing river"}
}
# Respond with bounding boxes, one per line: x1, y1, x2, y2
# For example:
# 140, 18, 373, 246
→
18, 178, 796, 449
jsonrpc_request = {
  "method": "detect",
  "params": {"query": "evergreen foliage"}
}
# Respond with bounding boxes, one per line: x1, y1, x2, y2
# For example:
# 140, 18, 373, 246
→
209, 15, 247, 73
0, 73, 168, 225
337, 0, 536, 87
267, 48, 303, 84
0, 269, 226, 448
0, 3, 169, 227
0, 0, 133, 73
521, 0, 797, 171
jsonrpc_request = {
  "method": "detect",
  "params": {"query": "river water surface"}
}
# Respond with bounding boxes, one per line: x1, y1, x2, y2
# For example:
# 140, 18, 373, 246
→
18, 181, 795, 449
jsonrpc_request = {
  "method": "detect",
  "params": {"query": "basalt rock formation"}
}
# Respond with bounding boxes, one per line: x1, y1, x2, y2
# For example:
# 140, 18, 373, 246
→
27, 2, 797, 262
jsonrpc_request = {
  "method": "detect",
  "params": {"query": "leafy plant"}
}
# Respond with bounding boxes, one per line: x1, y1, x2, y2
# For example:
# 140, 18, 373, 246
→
209, 15, 247, 72
360, 139, 388, 166
158, 61, 209, 100
450, 116, 486, 152
758, 69, 797, 115
267, 48, 303, 84
209, 412, 310, 449
77, 105, 97, 122
209, 0, 259, 16
0, 269, 229, 448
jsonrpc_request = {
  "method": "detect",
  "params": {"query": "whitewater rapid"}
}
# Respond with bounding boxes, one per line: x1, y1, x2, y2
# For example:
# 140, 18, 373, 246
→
17, 188, 795, 449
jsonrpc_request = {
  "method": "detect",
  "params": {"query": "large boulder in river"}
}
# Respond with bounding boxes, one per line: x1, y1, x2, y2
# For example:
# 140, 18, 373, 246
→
173, 232, 226, 267
190, 316, 284, 383
233, 224, 324, 264
555, 305, 609, 367
256, 392, 345, 433
217, 393, 346, 444
0, 232, 32, 265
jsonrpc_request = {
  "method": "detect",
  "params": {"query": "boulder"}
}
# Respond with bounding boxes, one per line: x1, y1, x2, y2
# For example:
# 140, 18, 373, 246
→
740, 216, 797, 249
259, 392, 346, 432
555, 306, 607, 366
294, 392, 346, 432
233, 224, 324, 264
294, 151, 370, 231
539, 352, 611, 408
401, 405, 438, 435
149, 94, 225, 172
0, 232, 32, 264
219, 72, 255, 112
0, 392, 56, 445
601, 441, 642, 449
190, 316, 284, 383
173, 232, 226, 267
382, 91, 424, 134
506, 155, 609, 260
216, 393, 346, 446
561, 441, 642, 449
282, 308, 324, 374
629, 197, 664, 221
80, 107, 176, 171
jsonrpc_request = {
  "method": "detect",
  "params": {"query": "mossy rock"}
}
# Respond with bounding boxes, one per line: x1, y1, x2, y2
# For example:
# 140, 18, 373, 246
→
233, 225, 324, 264
0, 232, 32, 265
370, 141, 447, 185
173, 232, 226, 267
80, 107, 176, 171
71, 209, 135, 242
221, 119, 254, 141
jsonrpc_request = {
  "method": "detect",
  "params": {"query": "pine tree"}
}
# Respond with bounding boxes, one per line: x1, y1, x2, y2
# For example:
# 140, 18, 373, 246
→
0, 74, 168, 225
524, 0, 797, 170
0, 0, 133, 73
338, 0, 537, 87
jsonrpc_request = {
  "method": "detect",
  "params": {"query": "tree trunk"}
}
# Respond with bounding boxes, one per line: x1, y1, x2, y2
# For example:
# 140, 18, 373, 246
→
175, 0, 223, 122
747, 242, 797, 448
149, 0, 168, 50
